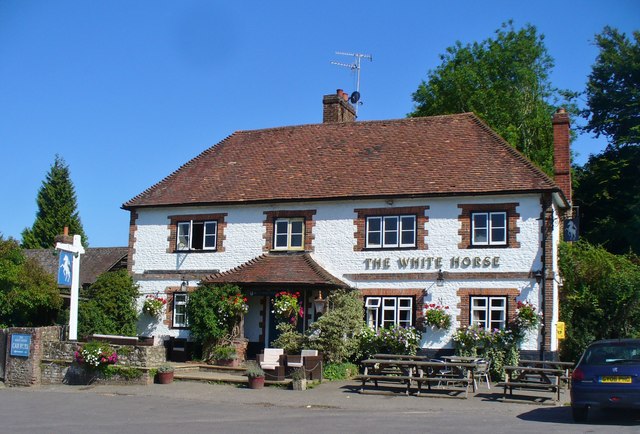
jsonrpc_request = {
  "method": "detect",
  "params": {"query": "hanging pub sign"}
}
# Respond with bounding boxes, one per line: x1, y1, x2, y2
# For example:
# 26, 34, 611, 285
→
10, 334, 31, 357
564, 219, 579, 242
57, 250, 73, 286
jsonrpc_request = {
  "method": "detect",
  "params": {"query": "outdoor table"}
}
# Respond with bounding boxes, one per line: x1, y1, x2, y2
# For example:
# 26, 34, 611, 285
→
372, 354, 428, 361
499, 365, 564, 402
518, 360, 574, 382
358, 358, 419, 395
412, 360, 479, 397
442, 355, 483, 363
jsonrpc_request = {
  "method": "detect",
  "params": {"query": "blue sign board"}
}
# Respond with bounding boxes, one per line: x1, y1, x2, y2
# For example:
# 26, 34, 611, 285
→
564, 219, 579, 242
57, 250, 73, 286
10, 334, 31, 357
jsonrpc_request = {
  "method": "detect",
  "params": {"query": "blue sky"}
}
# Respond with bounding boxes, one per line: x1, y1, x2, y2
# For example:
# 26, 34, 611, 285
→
1, 1, 638, 247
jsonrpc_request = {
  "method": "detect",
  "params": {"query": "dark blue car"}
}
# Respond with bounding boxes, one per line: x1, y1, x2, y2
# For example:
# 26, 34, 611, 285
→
571, 338, 640, 422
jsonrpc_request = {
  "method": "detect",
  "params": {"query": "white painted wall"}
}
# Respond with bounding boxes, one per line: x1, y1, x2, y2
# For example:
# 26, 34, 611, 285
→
132, 193, 552, 350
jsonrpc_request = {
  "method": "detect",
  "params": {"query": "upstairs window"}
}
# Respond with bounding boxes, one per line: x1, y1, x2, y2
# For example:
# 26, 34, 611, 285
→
471, 211, 507, 246
366, 215, 416, 249
176, 220, 217, 251
273, 218, 305, 250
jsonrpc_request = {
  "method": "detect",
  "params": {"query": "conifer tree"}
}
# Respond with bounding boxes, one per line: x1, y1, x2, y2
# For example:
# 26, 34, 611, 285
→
22, 155, 88, 248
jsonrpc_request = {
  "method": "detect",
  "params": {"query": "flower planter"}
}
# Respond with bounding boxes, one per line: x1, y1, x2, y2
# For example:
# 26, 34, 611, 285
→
157, 371, 174, 384
215, 358, 240, 368
247, 376, 265, 389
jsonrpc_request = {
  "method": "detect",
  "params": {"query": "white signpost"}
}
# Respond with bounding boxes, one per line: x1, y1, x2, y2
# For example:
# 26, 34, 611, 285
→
56, 234, 85, 341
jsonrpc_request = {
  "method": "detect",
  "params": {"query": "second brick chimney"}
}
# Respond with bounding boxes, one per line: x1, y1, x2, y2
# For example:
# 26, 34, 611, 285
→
552, 108, 571, 204
323, 89, 356, 123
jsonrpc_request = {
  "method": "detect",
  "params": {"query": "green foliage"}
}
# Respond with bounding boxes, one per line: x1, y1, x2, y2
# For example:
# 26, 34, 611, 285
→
423, 304, 452, 330
186, 283, 245, 359
573, 145, 640, 255
244, 361, 264, 378
0, 236, 62, 327
453, 326, 519, 380
157, 363, 174, 373
306, 289, 366, 364
559, 241, 640, 362
581, 27, 640, 147
78, 270, 139, 337
358, 325, 422, 358
322, 362, 359, 381
271, 322, 304, 354
103, 365, 143, 380
410, 21, 573, 173
212, 344, 237, 361
21, 155, 88, 249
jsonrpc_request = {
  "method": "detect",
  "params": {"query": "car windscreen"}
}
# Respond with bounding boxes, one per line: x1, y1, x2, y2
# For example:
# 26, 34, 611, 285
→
582, 342, 640, 365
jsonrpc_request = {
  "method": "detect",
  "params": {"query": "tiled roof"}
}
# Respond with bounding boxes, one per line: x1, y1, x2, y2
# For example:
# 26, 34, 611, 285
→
24, 247, 128, 286
203, 253, 349, 288
123, 113, 559, 208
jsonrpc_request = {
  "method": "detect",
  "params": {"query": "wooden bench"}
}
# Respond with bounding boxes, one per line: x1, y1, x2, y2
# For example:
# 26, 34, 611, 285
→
414, 375, 472, 398
498, 366, 563, 402
355, 374, 414, 395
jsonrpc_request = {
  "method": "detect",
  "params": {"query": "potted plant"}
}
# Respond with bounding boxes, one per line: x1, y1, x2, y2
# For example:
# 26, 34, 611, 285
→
291, 368, 307, 391
212, 345, 239, 367
245, 361, 265, 389
156, 363, 174, 384
143, 295, 167, 318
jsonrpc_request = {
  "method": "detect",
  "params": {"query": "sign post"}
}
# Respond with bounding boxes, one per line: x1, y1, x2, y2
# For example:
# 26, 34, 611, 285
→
56, 234, 85, 341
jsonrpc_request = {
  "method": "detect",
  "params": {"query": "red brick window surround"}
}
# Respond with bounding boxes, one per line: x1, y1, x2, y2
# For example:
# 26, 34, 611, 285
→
456, 287, 519, 328
354, 206, 428, 251
263, 210, 316, 252
458, 203, 520, 249
167, 213, 228, 253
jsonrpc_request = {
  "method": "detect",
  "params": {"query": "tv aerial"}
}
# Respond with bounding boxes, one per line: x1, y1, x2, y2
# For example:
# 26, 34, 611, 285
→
330, 51, 372, 115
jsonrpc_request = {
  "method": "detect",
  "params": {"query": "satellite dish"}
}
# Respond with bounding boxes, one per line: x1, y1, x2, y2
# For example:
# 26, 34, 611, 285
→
350, 91, 360, 104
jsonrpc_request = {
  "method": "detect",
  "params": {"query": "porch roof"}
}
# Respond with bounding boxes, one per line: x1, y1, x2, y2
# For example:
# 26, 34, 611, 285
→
203, 252, 349, 288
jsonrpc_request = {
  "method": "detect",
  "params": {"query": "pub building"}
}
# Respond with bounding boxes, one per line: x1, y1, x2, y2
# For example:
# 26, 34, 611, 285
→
123, 91, 571, 360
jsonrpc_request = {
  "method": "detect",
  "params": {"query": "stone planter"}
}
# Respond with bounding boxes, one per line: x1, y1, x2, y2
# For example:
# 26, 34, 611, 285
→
247, 376, 265, 389
157, 371, 174, 384
215, 358, 239, 368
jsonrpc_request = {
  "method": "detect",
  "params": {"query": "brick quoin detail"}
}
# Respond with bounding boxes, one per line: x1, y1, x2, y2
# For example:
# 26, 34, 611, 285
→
456, 287, 519, 327
353, 206, 429, 251
457, 203, 520, 249
127, 210, 138, 274
263, 209, 316, 252
167, 213, 228, 253
359, 288, 425, 327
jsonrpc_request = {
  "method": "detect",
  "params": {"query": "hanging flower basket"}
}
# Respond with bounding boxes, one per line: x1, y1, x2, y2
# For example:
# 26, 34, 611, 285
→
423, 304, 452, 330
514, 301, 541, 330
143, 295, 167, 318
272, 291, 303, 324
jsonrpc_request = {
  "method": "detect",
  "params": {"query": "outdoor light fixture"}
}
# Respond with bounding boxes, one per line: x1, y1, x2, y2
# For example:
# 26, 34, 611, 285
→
436, 269, 445, 287
314, 290, 327, 314
180, 280, 188, 291
534, 270, 543, 285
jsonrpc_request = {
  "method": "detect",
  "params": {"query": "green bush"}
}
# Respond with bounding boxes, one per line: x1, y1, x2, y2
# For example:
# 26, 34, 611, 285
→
323, 362, 359, 380
306, 289, 366, 363
78, 270, 139, 337
453, 326, 519, 380
186, 284, 245, 361
271, 322, 304, 354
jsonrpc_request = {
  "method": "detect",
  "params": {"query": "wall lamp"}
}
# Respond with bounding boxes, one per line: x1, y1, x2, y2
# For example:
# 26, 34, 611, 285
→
534, 270, 543, 285
314, 290, 327, 314
436, 269, 445, 287
180, 279, 189, 291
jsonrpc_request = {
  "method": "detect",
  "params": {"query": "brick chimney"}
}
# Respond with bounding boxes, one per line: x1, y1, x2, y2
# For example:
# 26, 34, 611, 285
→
323, 89, 356, 123
552, 108, 571, 204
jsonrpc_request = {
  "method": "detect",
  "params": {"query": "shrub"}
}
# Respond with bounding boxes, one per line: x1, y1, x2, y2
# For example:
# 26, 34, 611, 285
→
453, 325, 519, 380
271, 322, 304, 354
157, 363, 174, 373
244, 361, 265, 378
323, 362, 359, 380
212, 345, 237, 361
306, 289, 366, 363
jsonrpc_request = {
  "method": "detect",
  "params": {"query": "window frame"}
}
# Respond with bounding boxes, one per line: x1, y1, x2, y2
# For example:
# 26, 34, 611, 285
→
365, 296, 414, 331
176, 219, 218, 252
365, 215, 417, 249
172, 292, 189, 328
470, 295, 507, 330
471, 211, 507, 246
273, 217, 305, 251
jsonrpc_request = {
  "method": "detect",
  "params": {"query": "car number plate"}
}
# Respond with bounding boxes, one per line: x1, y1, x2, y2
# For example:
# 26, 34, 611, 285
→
600, 376, 632, 384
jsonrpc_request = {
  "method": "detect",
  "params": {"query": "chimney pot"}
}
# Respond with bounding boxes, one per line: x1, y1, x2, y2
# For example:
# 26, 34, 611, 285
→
322, 91, 356, 123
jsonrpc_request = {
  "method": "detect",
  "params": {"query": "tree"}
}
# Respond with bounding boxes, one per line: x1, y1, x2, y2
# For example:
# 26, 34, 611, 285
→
573, 145, 640, 254
559, 241, 640, 362
78, 269, 139, 337
581, 27, 640, 147
22, 155, 88, 249
0, 236, 62, 328
410, 21, 571, 173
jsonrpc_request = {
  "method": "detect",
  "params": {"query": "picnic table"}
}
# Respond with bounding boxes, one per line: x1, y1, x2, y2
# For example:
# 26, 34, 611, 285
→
498, 365, 564, 402
357, 357, 480, 398
518, 360, 574, 382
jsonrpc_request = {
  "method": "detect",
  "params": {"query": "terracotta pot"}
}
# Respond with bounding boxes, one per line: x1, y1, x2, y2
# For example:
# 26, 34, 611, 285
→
248, 376, 265, 389
157, 371, 174, 384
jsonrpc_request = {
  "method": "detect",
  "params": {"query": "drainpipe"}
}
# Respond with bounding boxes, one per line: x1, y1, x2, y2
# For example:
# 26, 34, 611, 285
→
539, 203, 549, 361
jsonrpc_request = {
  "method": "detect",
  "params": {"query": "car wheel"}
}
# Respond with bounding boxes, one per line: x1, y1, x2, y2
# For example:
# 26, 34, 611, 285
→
572, 406, 588, 423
